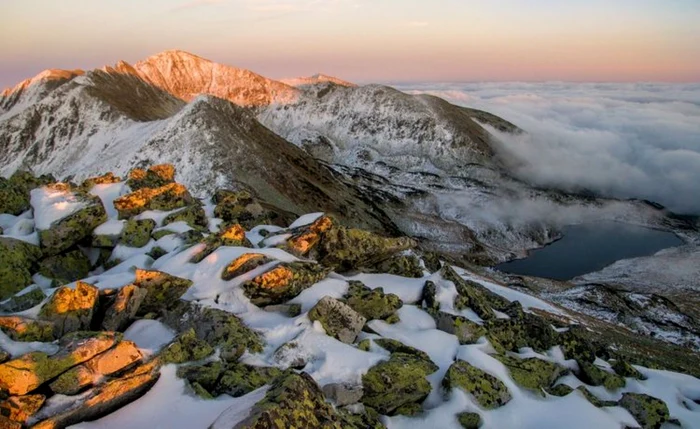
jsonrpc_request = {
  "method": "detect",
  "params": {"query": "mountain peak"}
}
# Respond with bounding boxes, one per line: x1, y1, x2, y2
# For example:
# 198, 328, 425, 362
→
281, 73, 355, 88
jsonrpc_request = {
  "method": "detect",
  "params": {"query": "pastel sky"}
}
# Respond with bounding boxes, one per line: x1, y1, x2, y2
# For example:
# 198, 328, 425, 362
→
1, 0, 699, 88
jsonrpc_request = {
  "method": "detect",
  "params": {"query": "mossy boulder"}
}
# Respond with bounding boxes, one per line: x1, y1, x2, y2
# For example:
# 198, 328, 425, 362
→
421, 280, 440, 314
370, 254, 423, 278
80, 172, 121, 190
216, 363, 283, 398
545, 383, 574, 397
242, 262, 330, 306
619, 393, 670, 429
0, 316, 55, 342
283, 215, 334, 257
0, 286, 46, 313
442, 266, 510, 320
0, 331, 120, 396
559, 326, 598, 363
221, 371, 345, 428
151, 229, 176, 240
485, 314, 558, 354
126, 164, 175, 190
495, 355, 567, 393
443, 360, 511, 409
0, 237, 43, 300
361, 353, 437, 415
612, 359, 646, 380
577, 361, 626, 390
101, 285, 147, 332
421, 252, 442, 273
38, 194, 107, 256
190, 224, 253, 263
0, 393, 45, 426
0, 171, 54, 216
339, 405, 386, 429
222, 253, 273, 281
162, 205, 208, 230
344, 281, 403, 321
38, 281, 99, 337
38, 249, 91, 286
373, 339, 438, 371
435, 312, 487, 345
576, 386, 617, 408
160, 328, 214, 364
213, 189, 275, 230
119, 219, 156, 248
113, 183, 195, 219
176, 361, 223, 396
263, 303, 302, 317
457, 412, 482, 429
132, 269, 193, 315
309, 297, 366, 344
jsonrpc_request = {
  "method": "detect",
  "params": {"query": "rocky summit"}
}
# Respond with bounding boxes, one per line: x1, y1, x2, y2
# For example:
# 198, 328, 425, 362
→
0, 164, 695, 429
0, 50, 698, 429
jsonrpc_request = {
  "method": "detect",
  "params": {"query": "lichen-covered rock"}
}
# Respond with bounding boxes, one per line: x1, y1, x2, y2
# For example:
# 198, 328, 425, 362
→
373, 339, 438, 371
361, 353, 436, 415
242, 262, 330, 306
457, 412, 482, 429
50, 340, 143, 395
162, 205, 208, 229
126, 164, 175, 190
421, 280, 440, 314
0, 237, 42, 300
434, 312, 487, 345
160, 328, 214, 364
0, 287, 46, 313
485, 313, 559, 354
309, 297, 366, 344
132, 269, 193, 315
176, 361, 223, 397
421, 252, 442, 273
0, 394, 45, 426
612, 359, 646, 380
80, 172, 121, 190
0, 171, 54, 216
190, 224, 253, 263
160, 301, 263, 356
263, 304, 302, 317
119, 219, 156, 248
495, 355, 567, 393
370, 254, 423, 278
357, 339, 371, 352
577, 361, 626, 390
545, 383, 574, 397
216, 363, 283, 398
619, 393, 670, 429
0, 331, 120, 396
338, 404, 386, 429
38, 249, 91, 286
559, 326, 598, 363
576, 386, 617, 407
213, 189, 276, 230
0, 316, 55, 342
344, 281, 403, 321
100, 285, 147, 332
323, 383, 363, 406
217, 371, 344, 429
222, 253, 273, 281
38, 281, 99, 337
442, 266, 510, 320
29, 358, 160, 429
38, 195, 107, 256
113, 183, 195, 219
442, 360, 511, 409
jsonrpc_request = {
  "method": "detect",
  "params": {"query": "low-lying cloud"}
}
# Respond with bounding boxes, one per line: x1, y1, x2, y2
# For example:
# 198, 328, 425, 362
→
399, 82, 700, 214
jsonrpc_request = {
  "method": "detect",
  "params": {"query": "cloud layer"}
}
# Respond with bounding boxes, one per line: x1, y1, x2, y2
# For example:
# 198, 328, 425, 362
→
400, 82, 700, 214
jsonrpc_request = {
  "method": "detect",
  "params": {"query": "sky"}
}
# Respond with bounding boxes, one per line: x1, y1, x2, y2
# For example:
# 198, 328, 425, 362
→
1, 0, 700, 88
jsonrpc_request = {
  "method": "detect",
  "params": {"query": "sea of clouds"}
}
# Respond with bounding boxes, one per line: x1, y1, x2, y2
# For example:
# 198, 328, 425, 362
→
397, 82, 700, 214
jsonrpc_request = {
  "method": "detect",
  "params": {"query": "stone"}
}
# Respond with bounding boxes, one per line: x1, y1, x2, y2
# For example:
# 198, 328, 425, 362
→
442, 265, 510, 320
308, 297, 366, 344
577, 361, 626, 390
338, 404, 386, 429
272, 341, 310, 369
30, 359, 160, 429
215, 363, 283, 398
38, 194, 107, 256
190, 224, 253, 263
0, 171, 54, 216
0, 316, 55, 342
50, 340, 143, 395
0, 348, 9, 364
0, 331, 120, 396
0, 237, 42, 300
545, 384, 574, 397
119, 219, 156, 248
421, 252, 442, 273
457, 412, 482, 429
38, 282, 99, 337
126, 164, 175, 190
0, 415, 21, 429
559, 326, 598, 363
100, 285, 147, 332
495, 355, 567, 393
442, 360, 511, 409
221, 253, 273, 281
619, 393, 671, 429
80, 172, 121, 190
344, 281, 402, 321
38, 249, 91, 286
263, 304, 302, 317
323, 383, 363, 406
160, 329, 214, 364
434, 312, 487, 345
113, 183, 195, 219
357, 339, 371, 352
162, 205, 208, 229
612, 359, 646, 380
213, 190, 275, 230
0, 394, 45, 425
216, 371, 345, 429
0, 287, 47, 313
175, 361, 223, 397
576, 386, 617, 408
421, 280, 440, 314
242, 262, 330, 306
373, 339, 438, 371
370, 254, 423, 278
132, 269, 193, 315
361, 353, 436, 415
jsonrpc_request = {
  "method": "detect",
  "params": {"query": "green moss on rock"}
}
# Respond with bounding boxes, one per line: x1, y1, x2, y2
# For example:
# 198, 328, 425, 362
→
344, 281, 403, 321
619, 393, 670, 429
133, 269, 193, 315
0, 286, 46, 313
119, 219, 156, 248
545, 384, 574, 397
0, 316, 55, 342
242, 262, 330, 306
457, 412, 482, 429
0, 237, 42, 300
38, 249, 91, 286
308, 296, 366, 344
371, 254, 423, 278
577, 361, 626, 390
38, 195, 107, 256
216, 363, 283, 397
373, 339, 438, 372
442, 360, 511, 409
0, 171, 54, 216
435, 312, 487, 345
495, 355, 567, 393
162, 205, 208, 230
160, 328, 214, 364
612, 359, 646, 380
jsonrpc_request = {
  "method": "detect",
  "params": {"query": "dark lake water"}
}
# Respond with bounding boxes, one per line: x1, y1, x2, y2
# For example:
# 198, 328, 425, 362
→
495, 222, 683, 280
